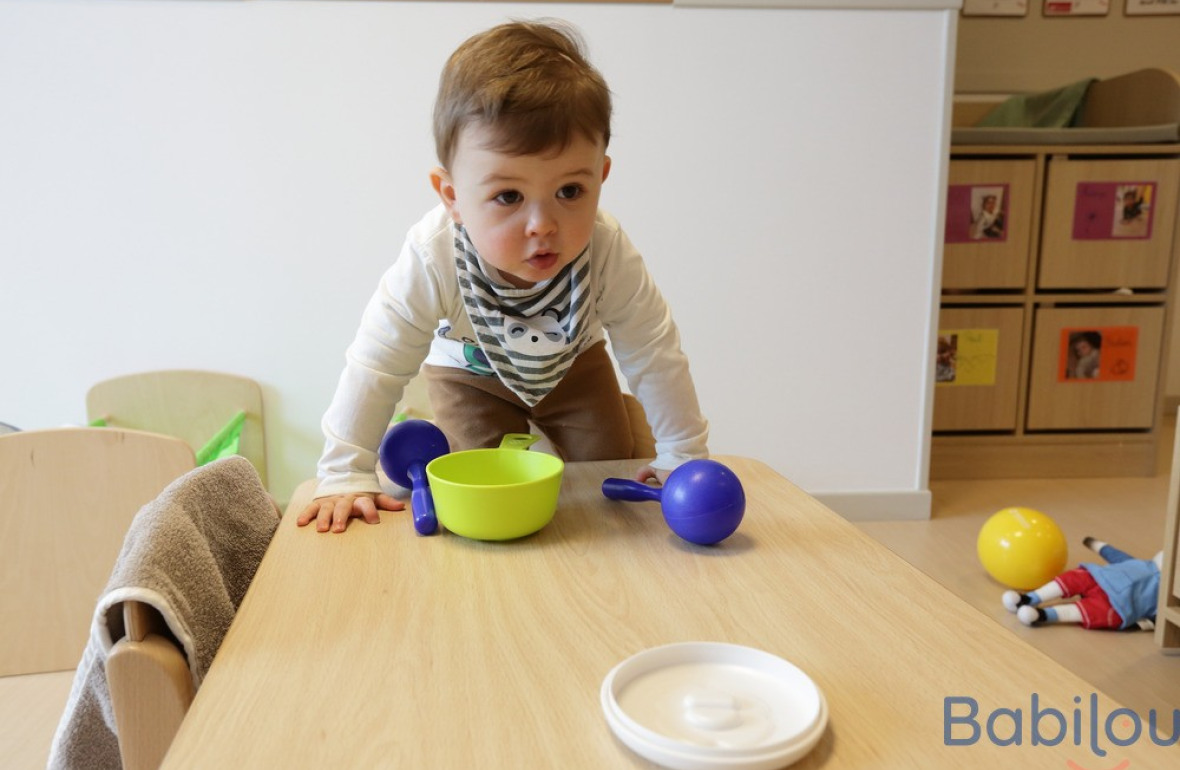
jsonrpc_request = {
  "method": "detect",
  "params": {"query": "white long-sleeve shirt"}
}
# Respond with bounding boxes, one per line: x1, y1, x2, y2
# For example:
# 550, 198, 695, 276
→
315, 204, 708, 497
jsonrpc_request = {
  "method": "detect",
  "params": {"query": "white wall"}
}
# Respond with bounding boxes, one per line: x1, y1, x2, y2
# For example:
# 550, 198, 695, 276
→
0, 0, 955, 518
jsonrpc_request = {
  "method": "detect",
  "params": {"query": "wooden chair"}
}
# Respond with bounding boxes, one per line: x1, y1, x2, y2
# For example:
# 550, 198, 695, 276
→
0, 428, 195, 676
48, 455, 278, 770
107, 601, 194, 770
87, 369, 268, 487
0, 427, 194, 768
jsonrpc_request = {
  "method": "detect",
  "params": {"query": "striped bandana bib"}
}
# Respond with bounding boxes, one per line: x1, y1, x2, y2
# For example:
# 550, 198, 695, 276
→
454, 225, 591, 406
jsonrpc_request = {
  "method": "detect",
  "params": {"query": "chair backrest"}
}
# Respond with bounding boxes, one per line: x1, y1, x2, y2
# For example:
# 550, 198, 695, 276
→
86, 369, 268, 487
0, 428, 195, 676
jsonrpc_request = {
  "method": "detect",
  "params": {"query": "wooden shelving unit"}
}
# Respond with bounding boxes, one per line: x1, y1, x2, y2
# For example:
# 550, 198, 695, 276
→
1158, 416, 1180, 653
932, 143, 1180, 479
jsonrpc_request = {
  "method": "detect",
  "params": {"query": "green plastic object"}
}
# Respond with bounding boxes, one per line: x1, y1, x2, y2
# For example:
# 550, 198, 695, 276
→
426, 434, 564, 541
195, 410, 246, 466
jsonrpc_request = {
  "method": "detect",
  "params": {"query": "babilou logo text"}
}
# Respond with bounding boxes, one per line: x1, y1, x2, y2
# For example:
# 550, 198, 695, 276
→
945, 694, 1178, 758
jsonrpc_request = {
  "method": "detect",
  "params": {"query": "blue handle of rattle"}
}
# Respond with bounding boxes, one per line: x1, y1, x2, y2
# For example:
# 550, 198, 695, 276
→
601, 478, 663, 503
407, 462, 438, 536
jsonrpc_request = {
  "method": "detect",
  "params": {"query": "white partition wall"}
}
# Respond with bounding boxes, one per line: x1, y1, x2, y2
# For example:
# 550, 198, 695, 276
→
0, 1, 957, 518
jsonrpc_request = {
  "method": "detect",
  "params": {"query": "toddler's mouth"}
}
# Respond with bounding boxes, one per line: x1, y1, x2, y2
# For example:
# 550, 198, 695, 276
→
527, 251, 559, 271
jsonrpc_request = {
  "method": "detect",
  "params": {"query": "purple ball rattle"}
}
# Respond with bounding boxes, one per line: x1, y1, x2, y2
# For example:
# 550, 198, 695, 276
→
378, 419, 450, 536
601, 459, 745, 545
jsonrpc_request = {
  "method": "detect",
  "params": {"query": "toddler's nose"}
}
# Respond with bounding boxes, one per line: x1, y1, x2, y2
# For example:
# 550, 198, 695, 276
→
526, 205, 557, 237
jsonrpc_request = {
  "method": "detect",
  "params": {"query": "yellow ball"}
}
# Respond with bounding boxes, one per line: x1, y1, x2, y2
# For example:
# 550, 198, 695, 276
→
977, 507, 1069, 590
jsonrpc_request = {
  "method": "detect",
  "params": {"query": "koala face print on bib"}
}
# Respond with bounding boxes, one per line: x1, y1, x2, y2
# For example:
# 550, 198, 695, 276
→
503, 309, 569, 355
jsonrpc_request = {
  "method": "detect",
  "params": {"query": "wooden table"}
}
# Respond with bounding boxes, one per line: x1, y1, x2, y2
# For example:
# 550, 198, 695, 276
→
162, 457, 1177, 767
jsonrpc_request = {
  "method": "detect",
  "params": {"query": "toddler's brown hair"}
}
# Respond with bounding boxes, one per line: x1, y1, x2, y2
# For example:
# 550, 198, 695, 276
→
433, 20, 612, 169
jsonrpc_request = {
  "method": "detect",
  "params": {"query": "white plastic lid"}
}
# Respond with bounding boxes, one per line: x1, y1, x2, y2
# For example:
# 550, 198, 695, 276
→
601, 642, 827, 770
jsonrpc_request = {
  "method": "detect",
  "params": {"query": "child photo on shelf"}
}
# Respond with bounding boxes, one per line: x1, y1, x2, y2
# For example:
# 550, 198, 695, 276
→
935, 335, 958, 383
1111, 183, 1151, 239
968, 186, 1006, 240
1064, 330, 1102, 380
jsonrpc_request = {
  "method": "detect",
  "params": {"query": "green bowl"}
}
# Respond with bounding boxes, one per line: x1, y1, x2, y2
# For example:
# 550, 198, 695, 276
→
425, 435, 564, 541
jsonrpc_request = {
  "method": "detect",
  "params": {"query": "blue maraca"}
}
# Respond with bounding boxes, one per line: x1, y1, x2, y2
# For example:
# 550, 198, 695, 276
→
378, 419, 450, 536
601, 459, 745, 545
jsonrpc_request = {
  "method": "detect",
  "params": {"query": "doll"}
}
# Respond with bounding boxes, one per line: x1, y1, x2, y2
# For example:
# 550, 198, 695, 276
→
1002, 537, 1163, 631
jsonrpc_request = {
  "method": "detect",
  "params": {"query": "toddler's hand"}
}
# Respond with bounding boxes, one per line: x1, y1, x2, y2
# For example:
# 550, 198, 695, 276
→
296, 493, 405, 533
634, 465, 670, 486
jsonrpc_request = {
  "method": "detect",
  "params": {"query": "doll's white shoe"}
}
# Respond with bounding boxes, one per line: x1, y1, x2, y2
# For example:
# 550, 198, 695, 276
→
1017, 605, 1041, 626
1002, 590, 1024, 613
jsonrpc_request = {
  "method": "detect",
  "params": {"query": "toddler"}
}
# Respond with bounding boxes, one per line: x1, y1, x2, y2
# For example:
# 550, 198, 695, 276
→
298, 20, 709, 533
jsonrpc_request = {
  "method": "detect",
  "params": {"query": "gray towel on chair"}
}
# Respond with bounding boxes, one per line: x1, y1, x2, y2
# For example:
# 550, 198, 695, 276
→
47, 456, 280, 769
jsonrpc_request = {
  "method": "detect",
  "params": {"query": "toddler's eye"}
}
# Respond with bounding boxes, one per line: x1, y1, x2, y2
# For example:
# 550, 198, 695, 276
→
557, 184, 584, 200
494, 190, 522, 205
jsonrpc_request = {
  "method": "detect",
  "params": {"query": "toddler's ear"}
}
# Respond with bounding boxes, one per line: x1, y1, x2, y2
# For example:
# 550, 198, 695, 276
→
430, 167, 462, 224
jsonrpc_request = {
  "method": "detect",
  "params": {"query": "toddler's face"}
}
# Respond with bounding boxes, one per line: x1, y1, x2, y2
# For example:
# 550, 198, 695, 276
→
432, 125, 610, 288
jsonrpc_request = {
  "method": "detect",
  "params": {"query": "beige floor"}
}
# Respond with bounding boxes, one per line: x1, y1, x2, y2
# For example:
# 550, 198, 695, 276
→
858, 419, 1180, 720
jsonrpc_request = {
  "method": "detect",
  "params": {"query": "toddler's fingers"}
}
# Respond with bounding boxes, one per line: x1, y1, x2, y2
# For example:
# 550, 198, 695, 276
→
633, 466, 660, 485
295, 501, 319, 527
297, 494, 392, 533
353, 495, 383, 525
331, 496, 356, 533
297, 499, 337, 532
634, 466, 672, 485
374, 493, 406, 512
